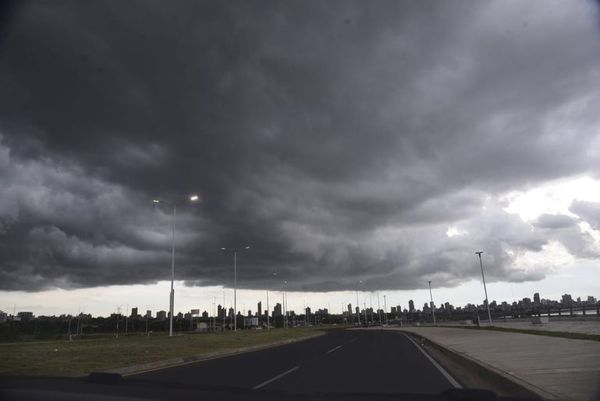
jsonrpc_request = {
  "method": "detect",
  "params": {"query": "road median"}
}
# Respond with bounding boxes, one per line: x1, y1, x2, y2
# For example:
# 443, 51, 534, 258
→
0, 328, 326, 377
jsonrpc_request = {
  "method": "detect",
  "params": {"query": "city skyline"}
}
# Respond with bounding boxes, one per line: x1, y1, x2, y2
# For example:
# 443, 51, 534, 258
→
4, 290, 597, 322
3, 277, 598, 318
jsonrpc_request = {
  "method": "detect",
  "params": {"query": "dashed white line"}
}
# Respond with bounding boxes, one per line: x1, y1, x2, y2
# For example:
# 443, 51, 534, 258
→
403, 333, 462, 389
326, 345, 343, 354
252, 366, 300, 390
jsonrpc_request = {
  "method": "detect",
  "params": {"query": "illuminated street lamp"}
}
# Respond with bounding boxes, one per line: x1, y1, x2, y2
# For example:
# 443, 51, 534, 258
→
153, 194, 200, 337
220, 246, 251, 331
475, 251, 493, 324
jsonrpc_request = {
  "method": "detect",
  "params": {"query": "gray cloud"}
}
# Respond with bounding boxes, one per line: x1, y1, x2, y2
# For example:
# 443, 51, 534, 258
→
570, 200, 600, 231
533, 214, 577, 230
0, 1, 599, 292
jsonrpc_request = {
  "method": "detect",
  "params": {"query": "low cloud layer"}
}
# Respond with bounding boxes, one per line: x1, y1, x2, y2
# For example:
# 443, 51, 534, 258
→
1, 1, 599, 292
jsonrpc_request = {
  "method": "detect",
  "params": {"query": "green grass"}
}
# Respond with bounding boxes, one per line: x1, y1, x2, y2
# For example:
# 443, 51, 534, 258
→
438, 324, 600, 342
0, 327, 326, 377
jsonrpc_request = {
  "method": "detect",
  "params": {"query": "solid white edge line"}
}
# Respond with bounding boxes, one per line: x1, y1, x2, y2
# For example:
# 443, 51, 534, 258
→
326, 345, 343, 354
403, 333, 462, 389
252, 366, 300, 390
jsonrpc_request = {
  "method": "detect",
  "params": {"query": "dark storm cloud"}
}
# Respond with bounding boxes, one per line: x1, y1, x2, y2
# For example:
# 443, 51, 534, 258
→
1, 1, 599, 291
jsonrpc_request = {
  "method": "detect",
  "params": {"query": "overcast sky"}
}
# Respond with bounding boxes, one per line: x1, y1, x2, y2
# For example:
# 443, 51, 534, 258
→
1, 1, 600, 315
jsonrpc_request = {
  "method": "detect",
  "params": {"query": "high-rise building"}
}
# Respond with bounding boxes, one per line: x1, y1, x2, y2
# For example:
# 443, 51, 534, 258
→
408, 300, 415, 313
533, 293, 540, 304
17, 311, 34, 321
228, 308, 234, 318
217, 305, 224, 319
131, 307, 138, 317
347, 303, 352, 316
156, 310, 167, 320
257, 301, 262, 317
561, 294, 573, 305
273, 303, 282, 317
145, 310, 152, 318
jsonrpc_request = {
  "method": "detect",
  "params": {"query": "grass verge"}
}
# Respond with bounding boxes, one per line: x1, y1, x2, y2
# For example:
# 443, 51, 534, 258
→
438, 325, 600, 342
0, 327, 326, 377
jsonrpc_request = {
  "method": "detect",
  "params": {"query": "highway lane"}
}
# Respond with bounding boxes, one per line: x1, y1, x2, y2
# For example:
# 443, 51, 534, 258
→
128, 329, 458, 395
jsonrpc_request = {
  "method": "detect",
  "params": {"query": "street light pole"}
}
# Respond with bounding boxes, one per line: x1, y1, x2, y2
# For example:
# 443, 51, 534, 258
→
234, 251, 237, 331
356, 290, 361, 325
169, 205, 176, 337
221, 246, 250, 331
153, 195, 199, 338
428, 281, 436, 325
476, 251, 493, 324
383, 295, 387, 325
266, 289, 270, 330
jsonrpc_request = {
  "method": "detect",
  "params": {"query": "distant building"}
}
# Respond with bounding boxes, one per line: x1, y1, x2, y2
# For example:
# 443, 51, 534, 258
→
533, 293, 540, 304
156, 310, 167, 320
0, 310, 7, 323
561, 294, 573, 305
244, 317, 259, 327
408, 300, 415, 313
17, 311, 34, 321
273, 303, 282, 317
228, 308, 234, 318
588, 296, 597, 304
257, 301, 262, 317
347, 304, 352, 316
131, 307, 138, 317
202, 311, 208, 318
145, 310, 152, 318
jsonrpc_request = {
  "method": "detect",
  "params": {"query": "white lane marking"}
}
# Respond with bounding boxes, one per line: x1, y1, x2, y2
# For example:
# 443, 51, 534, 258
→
404, 334, 462, 389
252, 366, 300, 390
326, 345, 343, 354
346, 338, 357, 344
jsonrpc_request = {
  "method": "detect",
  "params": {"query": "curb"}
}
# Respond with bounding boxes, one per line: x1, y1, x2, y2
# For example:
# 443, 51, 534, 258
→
396, 329, 562, 401
98, 332, 325, 377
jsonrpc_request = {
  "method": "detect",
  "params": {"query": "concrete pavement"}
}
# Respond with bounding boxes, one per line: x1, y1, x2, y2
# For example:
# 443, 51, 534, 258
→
394, 326, 600, 401
490, 318, 600, 336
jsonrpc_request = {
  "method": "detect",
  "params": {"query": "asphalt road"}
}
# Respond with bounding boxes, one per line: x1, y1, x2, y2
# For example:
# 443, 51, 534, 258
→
128, 329, 458, 395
